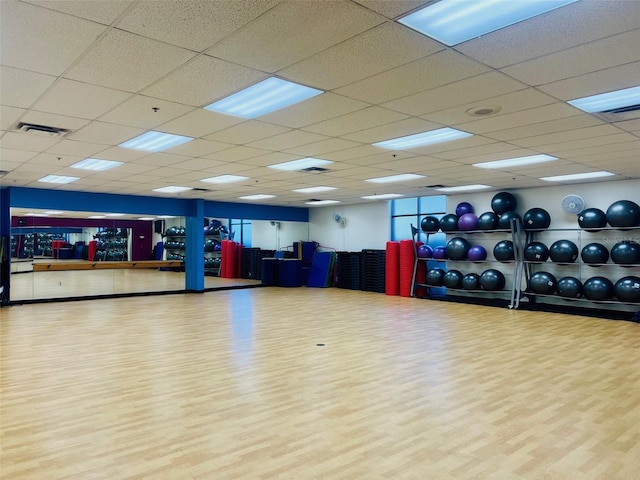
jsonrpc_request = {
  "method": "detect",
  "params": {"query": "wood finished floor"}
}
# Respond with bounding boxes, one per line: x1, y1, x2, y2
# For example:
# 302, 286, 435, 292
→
1, 288, 639, 479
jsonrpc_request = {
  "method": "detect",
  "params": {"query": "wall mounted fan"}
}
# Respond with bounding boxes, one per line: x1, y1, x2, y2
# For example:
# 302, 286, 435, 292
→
561, 194, 585, 214
332, 213, 346, 227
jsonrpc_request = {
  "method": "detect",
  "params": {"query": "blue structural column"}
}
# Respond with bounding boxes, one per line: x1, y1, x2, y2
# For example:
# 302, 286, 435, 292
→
1, 188, 11, 304
185, 199, 205, 292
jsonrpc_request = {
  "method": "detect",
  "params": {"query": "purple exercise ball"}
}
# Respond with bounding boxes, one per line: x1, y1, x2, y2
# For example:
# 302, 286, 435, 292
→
432, 246, 447, 259
417, 245, 433, 258
456, 202, 474, 217
458, 213, 479, 231
468, 245, 488, 261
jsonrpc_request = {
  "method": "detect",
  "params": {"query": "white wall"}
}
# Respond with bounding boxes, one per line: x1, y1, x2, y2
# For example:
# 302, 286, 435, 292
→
308, 202, 390, 251
251, 220, 309, 251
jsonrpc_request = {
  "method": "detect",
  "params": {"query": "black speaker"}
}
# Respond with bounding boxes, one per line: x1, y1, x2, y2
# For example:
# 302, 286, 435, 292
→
154, 220, 165, 234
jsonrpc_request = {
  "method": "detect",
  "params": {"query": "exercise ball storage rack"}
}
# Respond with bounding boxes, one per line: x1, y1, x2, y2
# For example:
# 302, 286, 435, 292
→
522, 225, 640, 308
410, 218, 527, 309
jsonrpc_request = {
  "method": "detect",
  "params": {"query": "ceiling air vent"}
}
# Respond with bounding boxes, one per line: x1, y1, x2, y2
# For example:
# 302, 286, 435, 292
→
0, 170, 9, 178
591, 104, 640, 123
302, 167, 328, 173
191, 188, 211, 192
16, 122, 70, 137
425, 184, 445, 189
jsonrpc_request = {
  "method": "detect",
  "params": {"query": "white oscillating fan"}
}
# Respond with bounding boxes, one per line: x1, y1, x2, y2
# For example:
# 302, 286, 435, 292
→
332, 213, 346, 227
561, 194, 585, 214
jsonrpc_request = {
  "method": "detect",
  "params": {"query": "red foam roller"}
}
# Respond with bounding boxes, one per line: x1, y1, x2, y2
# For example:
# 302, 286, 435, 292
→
385, 241, 400, 296
399, 239, 415, 297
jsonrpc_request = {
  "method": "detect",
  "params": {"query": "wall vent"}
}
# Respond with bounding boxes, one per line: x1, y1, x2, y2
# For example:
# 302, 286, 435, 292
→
591, 104, 640, 123
16, 122, 70, 137
302, 167, 328, 173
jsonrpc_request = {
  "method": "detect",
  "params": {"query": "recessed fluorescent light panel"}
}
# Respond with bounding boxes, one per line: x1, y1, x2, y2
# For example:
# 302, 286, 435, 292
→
568, 85, 640, 113
38, 175, 79, 184
44, 210, 64, 214
152, 186, 193, 193
205, 77, 323, 118
373, 128, 472, 150
157, 215, 176, 219
138, 217, 156, 221
436, 184, 491, 192
540, 171, 615, 182
70, 158, 123, 171
119, 131, 193, 152
24, 213, 49, 217
366, 173, 425, 184
399, 0, 579, 46
201, 175, 249, 184
474, 154, 558, 169
88, 215, 106, 219
305, 200, 340, 205
361, 194, 404, 200
293, 186, 337, 193
239, 194, 276, 200
268, 158, 334, 171
105, 213, 125, 217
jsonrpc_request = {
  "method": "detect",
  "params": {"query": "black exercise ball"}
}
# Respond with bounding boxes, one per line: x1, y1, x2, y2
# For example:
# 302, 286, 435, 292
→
578, 208, 607, 232
606, 200, 640, 228
524, 242, 549, 263
493, 240, 515, 262
610, 241, 640, 265
614, 276, 640, 303
480, 269, 506, 291
461, 273, 481, 290
440, 214, 459, 232
498, 211, 522, 230
529, 271, 557, 295
580, 243, 609, 265
420, 216, 440, 233
523, 208, 551, 230
557, 276, 583, 299
549, 240, 578, 263
426, 268, 446, 286
491, 191, 517, 215
477, 211, 499, 230
445, 237, 471, 260
583, 276, 614, 301
443, 270, 464, 289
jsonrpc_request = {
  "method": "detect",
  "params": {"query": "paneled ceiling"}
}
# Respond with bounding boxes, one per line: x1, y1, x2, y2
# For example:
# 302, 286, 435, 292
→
1, 0, 639, 208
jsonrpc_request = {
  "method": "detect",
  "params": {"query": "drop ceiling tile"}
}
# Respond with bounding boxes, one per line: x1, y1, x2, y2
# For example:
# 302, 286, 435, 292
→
456, 103, 579, 135
142, 55, 267, 107
510, 125, 622, 149
22, 152, 81, 167
434, 144, 535, 161
484, 115, 604, 142
204, 146, 273, 162
0, 1, 106, 75
85, 146, 150, 162
548, 139, 640, 159
538, 62, 640, 100
135, 152, 192, 166
0, 106, 25, 131
258, 93, 370, 128
352, 0, 426, 18
88, 162, 158, 177
207, 0, 385, 72
235, 152, 300, 167
171, 158, 227, 171
157, 109, 245, 138
164, 139, 234, 157
539, 132, 638, 154
408, 135, 496, 156
334, 50, 489, 104
205, 121, 291, 145
32, 79, 132, 120
302, 106, 409, 137
382, 71, 527, 117
99, 95, 195, 129
46, 140, 108, 158
116, 0, 281, 51
0, 131, 61, 152
247, 130, 329, 151
456, 0, 640, 68
502, 29, 640, 87
343, 117, 443, 144
23, 0, 133, 25
614, 119, 640, 133
0, 148, 38, 164
283, 138, 363, 156
342, 150, 418, 166
319, 145, 382, 161
68, 121, 145, 145
66, 29, 196, 93
422, 88, 559, 127
278, 22, 444, 90
20, 111, 91, 132
0, 66, 57, 109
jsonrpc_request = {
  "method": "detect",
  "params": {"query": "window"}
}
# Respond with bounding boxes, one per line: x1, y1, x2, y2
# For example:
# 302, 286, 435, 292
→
391, 196, 446, 242
229, 219, 252, 246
